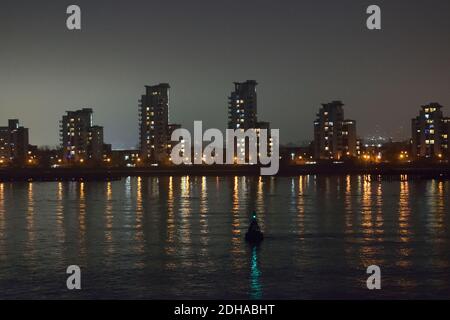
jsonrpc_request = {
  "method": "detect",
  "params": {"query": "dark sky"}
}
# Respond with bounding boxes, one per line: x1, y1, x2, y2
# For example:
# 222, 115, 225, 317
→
1, 0, 450, 148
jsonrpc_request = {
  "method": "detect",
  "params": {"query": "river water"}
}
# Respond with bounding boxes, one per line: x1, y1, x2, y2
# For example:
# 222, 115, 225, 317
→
0, 176, 449, 299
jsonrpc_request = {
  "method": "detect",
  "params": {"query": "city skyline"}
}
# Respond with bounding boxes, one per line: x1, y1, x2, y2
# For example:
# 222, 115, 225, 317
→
2, 78, 449, 149
2, 79, 450, 168
1, 0, 450, 148
1, 81, 450, 149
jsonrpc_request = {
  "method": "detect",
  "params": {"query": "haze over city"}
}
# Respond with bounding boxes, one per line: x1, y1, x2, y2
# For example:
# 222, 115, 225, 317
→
1, 0, 450, 148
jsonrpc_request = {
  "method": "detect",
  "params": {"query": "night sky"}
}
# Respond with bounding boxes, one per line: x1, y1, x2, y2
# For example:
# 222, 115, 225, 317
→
1, 0, 450, 148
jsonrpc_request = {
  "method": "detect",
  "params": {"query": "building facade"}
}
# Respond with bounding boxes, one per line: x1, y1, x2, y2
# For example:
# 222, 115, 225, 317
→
313, 101, 357, 160
227, 81, 272, 162
139, 84, 181, 164
0, 119, 29, 166
411, 103, 450, 160
139, 84, 169, 163
110, 149, 141, 167
228, 80, 259, 130
60, 108, 108, 163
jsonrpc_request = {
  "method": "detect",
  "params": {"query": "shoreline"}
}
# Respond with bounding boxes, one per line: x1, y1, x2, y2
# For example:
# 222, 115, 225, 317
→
1, 164, 450, 181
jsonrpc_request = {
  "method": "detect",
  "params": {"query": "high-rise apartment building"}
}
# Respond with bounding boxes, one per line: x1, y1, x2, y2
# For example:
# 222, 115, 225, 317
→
139, 84, 169, 163
228, 80, 258, 130
60, 108, 107, 163
139, 84, 181, 164
227, 81, 272, 162
313, 101, 357, 160
411, 103, 450, 160
0, 119, 29, 166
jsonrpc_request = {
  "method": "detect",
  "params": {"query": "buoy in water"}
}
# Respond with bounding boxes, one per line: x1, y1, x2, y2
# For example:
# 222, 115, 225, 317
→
245, 213, 264, 244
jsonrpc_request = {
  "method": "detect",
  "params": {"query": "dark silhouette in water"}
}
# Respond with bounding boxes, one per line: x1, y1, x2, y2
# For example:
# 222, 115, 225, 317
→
245, 212, 264, 244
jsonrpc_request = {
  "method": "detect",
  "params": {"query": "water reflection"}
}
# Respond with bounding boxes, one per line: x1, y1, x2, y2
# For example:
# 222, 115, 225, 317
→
249, 246, 262, 300
104, 181, 114, 263
427, 180, 448, 274
296, 176, 306, 237
398, 180, 412, 243
231, 176, 242, 257
134, 177, 145, 268
0, 183, 5, 261
429, 180, 446, 236
256, 177, 265, 219
165, 177, 175, 255
395, 180, 416, 289
55, 182, 65, 244
179, 176, 192, 267
78, 182, 86, 261
375, 181, 384, 239
344, 175, 353, 235
0, 176, 449, 299
199, 176, 209, 251
361, 176, 373, 234
163, 177, 178, 273
25, 183, 36, 264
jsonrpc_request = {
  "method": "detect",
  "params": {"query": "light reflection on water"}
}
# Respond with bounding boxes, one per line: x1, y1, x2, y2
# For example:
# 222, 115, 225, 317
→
250, 246, 262, 300
0, 176, 449, 299
0, 183, 5, 263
